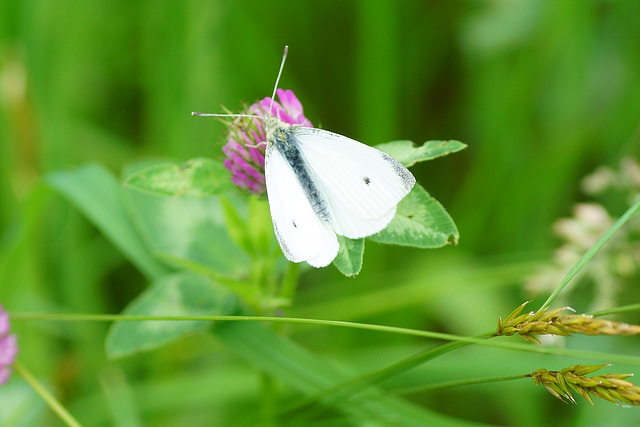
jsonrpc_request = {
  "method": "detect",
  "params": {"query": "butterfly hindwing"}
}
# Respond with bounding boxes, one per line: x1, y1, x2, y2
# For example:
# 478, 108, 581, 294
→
264, 142, 339, 267
290, 126, 416, 239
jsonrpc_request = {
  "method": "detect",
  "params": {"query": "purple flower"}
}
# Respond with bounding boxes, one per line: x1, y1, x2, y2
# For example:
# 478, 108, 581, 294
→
0, 304, 18, 385
222, 89, 313, 194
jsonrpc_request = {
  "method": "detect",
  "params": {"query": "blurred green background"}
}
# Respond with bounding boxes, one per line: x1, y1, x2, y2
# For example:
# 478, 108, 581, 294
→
1, 1, 640, 426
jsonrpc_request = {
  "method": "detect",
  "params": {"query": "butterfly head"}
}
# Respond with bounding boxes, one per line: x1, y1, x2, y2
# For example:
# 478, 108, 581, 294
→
215, 89, 313, 195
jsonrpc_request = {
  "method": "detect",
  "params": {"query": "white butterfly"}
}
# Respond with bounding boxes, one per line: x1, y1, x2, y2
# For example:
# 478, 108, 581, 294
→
262, 115, 415, 267
194, 47, 416, 267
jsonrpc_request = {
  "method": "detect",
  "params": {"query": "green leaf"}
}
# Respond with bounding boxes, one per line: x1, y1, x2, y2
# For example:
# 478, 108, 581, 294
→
122, 187, 251, 277
106, 271, 238, 359
46, 164, 169, 281
123, 158, 235, 197
369, 184, 459, 248
376, 140, 467, 167
0, 380, 46, 426
332, 236, 364, 277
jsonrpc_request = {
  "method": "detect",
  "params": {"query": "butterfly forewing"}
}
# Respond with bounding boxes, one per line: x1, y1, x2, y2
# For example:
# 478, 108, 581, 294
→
291, 126, 416, 239
265, 142, 339, 267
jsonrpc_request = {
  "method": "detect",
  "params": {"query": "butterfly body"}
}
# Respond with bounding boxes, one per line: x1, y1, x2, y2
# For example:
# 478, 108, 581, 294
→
265, 117, 332, 224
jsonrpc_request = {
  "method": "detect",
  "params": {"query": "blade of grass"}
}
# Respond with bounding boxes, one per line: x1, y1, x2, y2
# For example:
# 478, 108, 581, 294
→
214, 319, 472, 426
46, 164, 170, 281
540, 198, 640, 310
14, 361, 82, 427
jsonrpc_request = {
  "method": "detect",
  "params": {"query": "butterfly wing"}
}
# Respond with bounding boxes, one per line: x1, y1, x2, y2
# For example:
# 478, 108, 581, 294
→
265, 142, 339, 267
291, 126, 416, 239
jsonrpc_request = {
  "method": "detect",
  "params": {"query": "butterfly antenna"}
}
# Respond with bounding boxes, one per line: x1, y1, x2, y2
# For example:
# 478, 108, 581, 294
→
268, 45, 289, 115
191, 112, 258, 118
193, 46, 288, 119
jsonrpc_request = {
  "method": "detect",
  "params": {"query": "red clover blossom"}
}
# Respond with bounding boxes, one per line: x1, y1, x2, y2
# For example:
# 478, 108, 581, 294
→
0, 304, 18, 385
222, 89, 312, 194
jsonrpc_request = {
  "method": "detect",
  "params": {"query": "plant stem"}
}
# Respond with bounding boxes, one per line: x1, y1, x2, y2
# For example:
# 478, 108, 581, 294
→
14, 361, 82, 427
11, 313, 640, 364
260, 372, 277, 427
280, 261, 301, 302
394, 374, 527, 396
590, 303, 640, 317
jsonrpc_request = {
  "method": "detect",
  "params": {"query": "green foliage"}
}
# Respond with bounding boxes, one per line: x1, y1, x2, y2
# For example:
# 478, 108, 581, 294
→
376, 140, 467, 167
2, 1, 640, 426
123, 158, 235, 197
46, 164, 169, 280
107, 272, 238, 359
121, 138, 461, 277
370, 184, 459, 248
122, 177, 250, 277
333, 236, 364, 277
215, 320, 466, 426
0, 381, 46, 425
